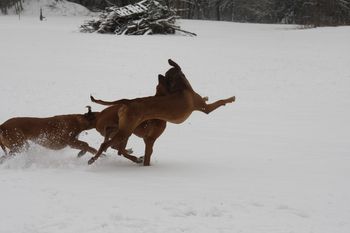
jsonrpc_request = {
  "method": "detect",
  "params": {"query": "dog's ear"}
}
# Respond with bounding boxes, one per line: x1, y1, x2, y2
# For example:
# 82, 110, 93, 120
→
168, 59, 181, 70
86, 106, 92, 114
158, 74, 166, 85
156, 74, 169, 95
84, 105, 96, 121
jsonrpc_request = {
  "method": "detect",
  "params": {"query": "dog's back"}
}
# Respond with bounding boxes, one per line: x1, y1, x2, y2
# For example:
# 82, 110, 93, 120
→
0, 112, 98, 153
2, 115, 77, 138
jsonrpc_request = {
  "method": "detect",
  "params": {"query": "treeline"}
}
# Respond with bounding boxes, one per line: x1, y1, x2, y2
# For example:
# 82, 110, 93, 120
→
205, 0, 350, 26
75, 0, 350, 26
69, 0, 350, 26
2, 0, 350, 26
0, 0, 23, 14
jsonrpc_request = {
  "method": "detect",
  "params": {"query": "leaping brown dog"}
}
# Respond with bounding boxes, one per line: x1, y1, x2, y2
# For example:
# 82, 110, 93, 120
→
0, 107, 99, 160
88, 59, 235, 165
90, 71, 211, 166
89, 75, 171, 166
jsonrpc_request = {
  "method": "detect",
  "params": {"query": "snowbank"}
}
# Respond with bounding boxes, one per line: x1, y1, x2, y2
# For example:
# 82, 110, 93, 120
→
3, 0, 92, 16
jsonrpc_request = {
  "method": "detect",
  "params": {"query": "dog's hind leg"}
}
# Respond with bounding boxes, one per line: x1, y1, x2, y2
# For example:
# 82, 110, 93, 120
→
88, 129, 133, 165
120, 150, 143, 164
88, 139, 113, 164
108, 139, 139, 164
89, 123, 138, 165
89, 105, 142, 165
101, 126, 135, 162
141, 121, 166, 166
142, 138, 156, 166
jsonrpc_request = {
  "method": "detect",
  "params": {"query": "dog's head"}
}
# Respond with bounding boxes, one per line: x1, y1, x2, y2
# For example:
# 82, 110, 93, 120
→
155, 59, 194, 96
82, 106, 99, 129
156, 74, 170, 96
164, 59, 193, 92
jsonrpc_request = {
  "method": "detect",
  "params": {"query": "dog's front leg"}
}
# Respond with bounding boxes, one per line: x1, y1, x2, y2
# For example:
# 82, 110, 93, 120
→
88, 140, 111, 164
142, 137, 156, 166
68, 139, 97, 157
199, 96, 235, 114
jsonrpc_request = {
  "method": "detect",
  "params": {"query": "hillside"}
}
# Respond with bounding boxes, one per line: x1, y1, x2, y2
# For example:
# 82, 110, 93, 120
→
3, 0, 91, 16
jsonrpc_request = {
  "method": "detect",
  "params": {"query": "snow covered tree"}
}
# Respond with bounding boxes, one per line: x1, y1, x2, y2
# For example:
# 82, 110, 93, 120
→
0, 0, 23, 14
301, 0, 350, 26
68, 0, 350, 26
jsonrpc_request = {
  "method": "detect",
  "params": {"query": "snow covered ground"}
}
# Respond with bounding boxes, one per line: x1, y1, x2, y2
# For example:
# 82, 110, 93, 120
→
4, 0, 92, 16
0, 15, 350, 233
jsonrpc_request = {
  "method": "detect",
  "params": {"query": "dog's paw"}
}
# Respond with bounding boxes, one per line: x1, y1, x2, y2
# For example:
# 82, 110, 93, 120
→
137, 156, 144, 164
227, 96, 235, 103
88, 157, 96, 165
126, 148, 134, 154
77, 150, 87, 158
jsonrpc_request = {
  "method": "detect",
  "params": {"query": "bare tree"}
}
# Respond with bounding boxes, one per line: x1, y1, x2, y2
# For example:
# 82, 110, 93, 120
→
27, 0, 350, 26
1, 0, 23, 15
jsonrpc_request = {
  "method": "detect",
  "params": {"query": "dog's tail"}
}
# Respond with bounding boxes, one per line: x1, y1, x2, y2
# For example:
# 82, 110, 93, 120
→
90, 95, 129, 106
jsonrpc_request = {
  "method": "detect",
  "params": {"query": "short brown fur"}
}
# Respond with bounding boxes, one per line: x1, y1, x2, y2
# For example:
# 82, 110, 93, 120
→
90, 78, 169, 166
88, 59, 235, 165
0, 108, 99, 159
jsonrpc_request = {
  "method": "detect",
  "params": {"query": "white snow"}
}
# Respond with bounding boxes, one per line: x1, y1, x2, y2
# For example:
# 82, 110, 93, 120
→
0, 15, 350, 233
3, 0, 92, 16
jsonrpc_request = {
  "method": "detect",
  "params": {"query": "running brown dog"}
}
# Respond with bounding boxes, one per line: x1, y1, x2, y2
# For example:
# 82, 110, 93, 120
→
90, 73, 211, 166
88, 59, 235, 165
89, 75, 171, 166
0, 107, 99, 159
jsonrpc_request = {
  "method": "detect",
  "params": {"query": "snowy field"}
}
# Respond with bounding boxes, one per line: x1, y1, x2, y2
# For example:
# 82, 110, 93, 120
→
0, 15, 350, 233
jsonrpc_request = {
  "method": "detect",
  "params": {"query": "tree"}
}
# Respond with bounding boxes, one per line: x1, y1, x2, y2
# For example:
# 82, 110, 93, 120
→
1, 0, 23, 14
49, 0, 350, 26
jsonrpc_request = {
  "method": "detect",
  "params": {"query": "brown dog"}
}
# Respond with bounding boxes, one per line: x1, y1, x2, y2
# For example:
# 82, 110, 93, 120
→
88, 59, 235, 165
0, 107, 99, 159
89, 74, 174, 166
90, 73, 211, 166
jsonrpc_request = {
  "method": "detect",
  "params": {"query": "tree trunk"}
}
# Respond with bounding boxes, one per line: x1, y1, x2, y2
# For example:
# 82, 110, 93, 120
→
216, 0, 221, 21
